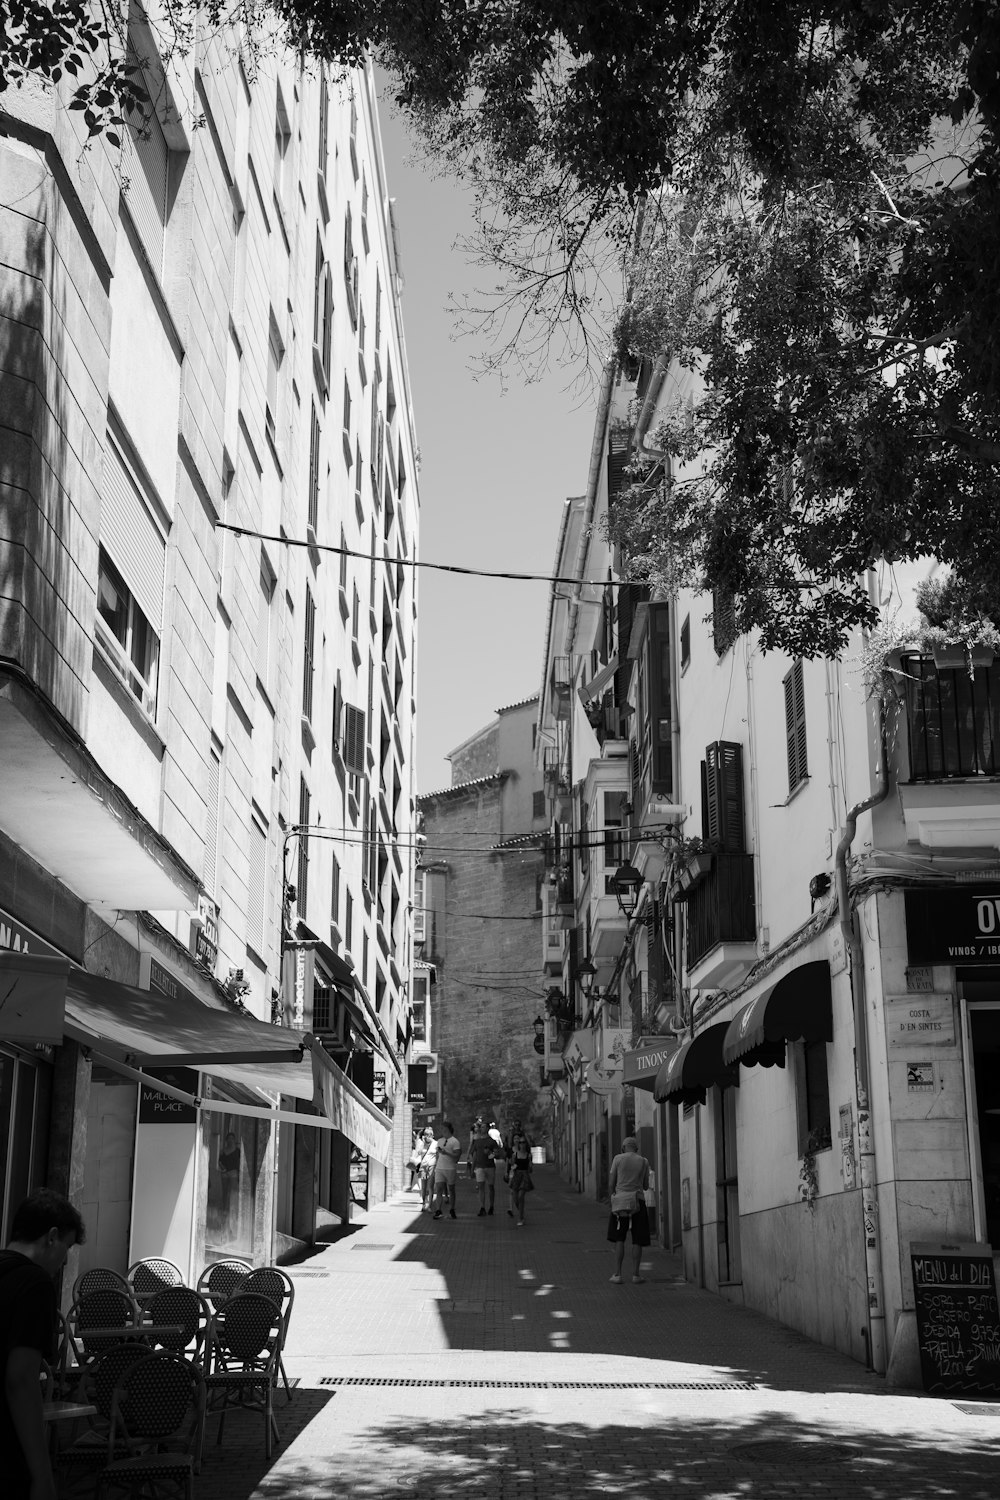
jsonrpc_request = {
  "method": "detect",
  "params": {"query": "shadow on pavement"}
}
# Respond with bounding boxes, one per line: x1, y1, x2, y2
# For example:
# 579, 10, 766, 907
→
193, 1388, 334, 1495
242, 1408, 999, 1499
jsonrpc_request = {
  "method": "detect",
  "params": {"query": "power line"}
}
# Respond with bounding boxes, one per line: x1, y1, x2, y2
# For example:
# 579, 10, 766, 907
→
218, 521, 619, 590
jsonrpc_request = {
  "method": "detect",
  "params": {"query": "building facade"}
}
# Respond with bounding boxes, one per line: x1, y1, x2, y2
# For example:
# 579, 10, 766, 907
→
0, 16, 419, 1291
415, 699, 549, 1140
539, 353, 1000, 1383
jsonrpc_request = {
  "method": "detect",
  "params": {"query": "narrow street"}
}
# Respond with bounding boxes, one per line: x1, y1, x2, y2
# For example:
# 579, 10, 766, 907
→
198, 1166, 999, 1500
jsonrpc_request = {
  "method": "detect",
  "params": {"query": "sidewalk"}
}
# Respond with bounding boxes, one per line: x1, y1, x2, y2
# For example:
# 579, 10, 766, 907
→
196, 1165, 1000, 1500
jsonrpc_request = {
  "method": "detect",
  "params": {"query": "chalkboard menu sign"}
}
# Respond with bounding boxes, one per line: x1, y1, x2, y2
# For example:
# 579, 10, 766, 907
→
910, 1242, 1000, 1396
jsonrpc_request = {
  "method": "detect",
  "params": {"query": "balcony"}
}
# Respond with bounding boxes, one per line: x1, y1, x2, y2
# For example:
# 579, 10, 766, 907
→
684, 851, 756, 989
898, 653, 1000, 847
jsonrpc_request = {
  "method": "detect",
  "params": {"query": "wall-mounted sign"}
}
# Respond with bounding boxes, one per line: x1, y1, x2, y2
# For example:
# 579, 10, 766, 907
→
886, 994, 955, 1048
905, 888, 1000, 966
907, 1063, 934, 1092
138, 1067, 199, 1124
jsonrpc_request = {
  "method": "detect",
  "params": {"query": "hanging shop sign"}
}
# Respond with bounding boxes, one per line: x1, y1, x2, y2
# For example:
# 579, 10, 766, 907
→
138, 1066, 200, 1124
905, 888, 1000, 966
623, 1037, 678, 1091
407, 1064, 428, 1105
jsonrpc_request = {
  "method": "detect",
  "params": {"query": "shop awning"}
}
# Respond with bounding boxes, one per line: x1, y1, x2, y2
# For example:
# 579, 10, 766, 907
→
653, 1022, 737, 1106
0, 952, 392, 1161
722, 960, 833, 1069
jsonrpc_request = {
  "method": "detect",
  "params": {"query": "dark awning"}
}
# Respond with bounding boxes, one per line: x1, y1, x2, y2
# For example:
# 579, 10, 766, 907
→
653, 1022, 737, 1106
722, 959, 833, 1069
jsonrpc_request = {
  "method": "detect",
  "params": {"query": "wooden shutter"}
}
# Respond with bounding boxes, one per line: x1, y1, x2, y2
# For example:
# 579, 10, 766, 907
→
302, 588, 315, 722
647, 601, 673, 794
308, 403, 320, 531
784, 660, 808, 791
247, 818, 266, 954
343, 704, 366, 776
297, 779, 310, 915
100, 437, 165, 631
703, 741, 745, 851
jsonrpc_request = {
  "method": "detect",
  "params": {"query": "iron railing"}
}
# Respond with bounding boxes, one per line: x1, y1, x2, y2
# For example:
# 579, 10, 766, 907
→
901, 653, 1000, 779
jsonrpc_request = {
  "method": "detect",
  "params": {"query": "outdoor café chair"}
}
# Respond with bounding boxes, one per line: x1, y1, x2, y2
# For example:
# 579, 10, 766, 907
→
73, 1267, 131, 1301
241, 1266, 295, 1400
204, 1292, 282, 1459
127, 1256, 185, 1306
95, 1351, 205, 1500
195, 1257, 252, 1312
67, 1288, 140, 1366
57, 1343, 151, 1480
146, 1286, 212, 1364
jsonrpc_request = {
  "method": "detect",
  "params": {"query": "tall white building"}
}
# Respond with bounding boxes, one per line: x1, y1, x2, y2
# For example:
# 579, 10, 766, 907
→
0, 14, 419, 1281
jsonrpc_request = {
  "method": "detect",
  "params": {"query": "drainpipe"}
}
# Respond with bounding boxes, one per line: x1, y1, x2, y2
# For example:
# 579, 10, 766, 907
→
834, 702, 890, 1374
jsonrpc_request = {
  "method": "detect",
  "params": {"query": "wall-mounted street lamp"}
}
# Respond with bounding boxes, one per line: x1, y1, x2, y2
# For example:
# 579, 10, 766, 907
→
610, 861, 644, 921
576, 957, 597, 1001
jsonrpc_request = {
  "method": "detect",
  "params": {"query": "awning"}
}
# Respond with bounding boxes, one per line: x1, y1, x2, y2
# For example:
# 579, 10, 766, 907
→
0, 952, 392, 1160
352, 975, 402, 1078
579, 655, 619, 704
722, 960, 832, 1069
653, 1022, 737, 1106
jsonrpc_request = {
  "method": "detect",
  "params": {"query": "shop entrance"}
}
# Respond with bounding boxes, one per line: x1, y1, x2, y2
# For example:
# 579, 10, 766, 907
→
714, 1084, 741, 1283
964, 999, 1000, 1252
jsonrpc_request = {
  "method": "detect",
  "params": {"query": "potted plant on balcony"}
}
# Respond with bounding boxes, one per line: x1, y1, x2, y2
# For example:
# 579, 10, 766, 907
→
665, 835, 719, 902
915, 574, 1000, 674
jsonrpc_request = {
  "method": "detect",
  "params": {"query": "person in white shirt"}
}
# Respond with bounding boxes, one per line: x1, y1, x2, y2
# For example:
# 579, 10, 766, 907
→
432, 1122, 462, 1219
607, 1136, 651, 1283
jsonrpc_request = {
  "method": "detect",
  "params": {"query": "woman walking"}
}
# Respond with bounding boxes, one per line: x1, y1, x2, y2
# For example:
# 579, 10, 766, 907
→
418, 1131, 438, 1212
607, 1135, 651, 1283
508, 1126, 534, 1226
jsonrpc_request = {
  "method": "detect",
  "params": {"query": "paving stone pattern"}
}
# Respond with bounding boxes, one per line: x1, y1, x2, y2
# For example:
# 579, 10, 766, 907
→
190, 1167, 1000, 1500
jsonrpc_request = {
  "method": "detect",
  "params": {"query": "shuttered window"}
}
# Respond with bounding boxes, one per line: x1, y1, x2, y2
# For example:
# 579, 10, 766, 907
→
783, 660, 808, 792
297, 779, 310, 917
343, 704, 366, 776
247, 817, 266, 955
205, 747, 222, 895
702, 741, 745, 852
302, 587, 316, 723
122, 63, 169, 273
100, 437, 165, 632
308, 403, 321, 532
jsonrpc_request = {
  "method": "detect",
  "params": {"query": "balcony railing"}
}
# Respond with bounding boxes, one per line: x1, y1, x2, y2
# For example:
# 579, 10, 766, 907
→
685, 852, 756, 969
902, 653, 1000, 779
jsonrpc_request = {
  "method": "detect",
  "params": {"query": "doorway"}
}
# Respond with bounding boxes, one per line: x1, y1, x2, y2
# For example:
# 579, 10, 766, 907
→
964, 1000, 1000, 1250
714, 1085, 741, 1284
79, 1069, 137, 1277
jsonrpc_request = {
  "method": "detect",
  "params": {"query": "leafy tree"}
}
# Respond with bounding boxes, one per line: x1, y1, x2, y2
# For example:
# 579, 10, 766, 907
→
4, 1, 1000, 652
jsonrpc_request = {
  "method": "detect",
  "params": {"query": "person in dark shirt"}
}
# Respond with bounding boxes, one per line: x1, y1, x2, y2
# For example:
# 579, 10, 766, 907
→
1, 1189, 85, 1500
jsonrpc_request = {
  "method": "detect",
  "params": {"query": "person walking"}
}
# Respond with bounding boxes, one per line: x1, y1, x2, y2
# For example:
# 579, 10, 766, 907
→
406, 1129, 430, 1191
503, 1118, 531, 1217
467, 1121, 501, 1216
507, 1125, 534, 1226
607, 1135, 651, 1283
1, 1189, 86, 1500
418, 1130, 438, 1212
432, 1121, 462, 1219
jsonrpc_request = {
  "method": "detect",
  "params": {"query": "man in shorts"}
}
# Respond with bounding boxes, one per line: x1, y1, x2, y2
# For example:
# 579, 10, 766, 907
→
432, 1121, 462, 1219
606, 1135, 651, 1283
467, 1121, 501, 1216
1, 1189, 86, 1500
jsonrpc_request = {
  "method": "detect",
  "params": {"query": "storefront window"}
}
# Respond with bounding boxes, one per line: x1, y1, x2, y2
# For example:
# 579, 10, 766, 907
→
0, 1049, 52, 1242
203, 1110, 259, 1261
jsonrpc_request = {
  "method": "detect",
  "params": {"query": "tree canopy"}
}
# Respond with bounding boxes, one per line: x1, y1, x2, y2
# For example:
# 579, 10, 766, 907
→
3, 1, 1000, 654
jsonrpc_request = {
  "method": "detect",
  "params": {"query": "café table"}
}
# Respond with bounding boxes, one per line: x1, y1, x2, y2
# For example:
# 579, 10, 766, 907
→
42, 1400, 98, 1422
71, 1324, 186, 1342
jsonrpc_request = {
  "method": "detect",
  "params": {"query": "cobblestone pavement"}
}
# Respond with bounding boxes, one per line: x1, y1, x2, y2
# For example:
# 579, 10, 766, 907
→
190, 1167, 1000, 1499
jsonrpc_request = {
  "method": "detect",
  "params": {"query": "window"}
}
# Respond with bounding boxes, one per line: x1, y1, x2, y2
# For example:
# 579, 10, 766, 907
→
96, 436, 165, 717
266, 312, 284, 446
273, 84, 291, 208
312, 984, 331, 1031
701, 741, 745, 851
247, 816, 266, 955
343, 376, 352, 451
317, 73, 329, 182
799, 1040, 831, 1151
122, 43, 170, 275
351, 582, 360, 648
532, 790, 546, 820
302, 587, 316, 723
313, 237, 332, 388
385, 362, 396, 427
331, 670, 343, 758
712, 585, 737, 657
374, 274, 381, 352
680, 614, 691, 670
603, 790, 628, 883
349, 91, 358, 179
360, 174, 369, 253
783, 659, 808, 793
343, 704, 366, 777
331, 850, 341, 927
297, 778, 310, 916
307, 402, 321, 534
204, 745, 222, 895
338, 526, 348, 595
344, 205, 358, 326
257, 552, 276, 695
345, 888, 353, 953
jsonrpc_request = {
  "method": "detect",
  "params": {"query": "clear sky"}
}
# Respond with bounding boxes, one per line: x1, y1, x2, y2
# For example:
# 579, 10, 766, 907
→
376, 99, 598, 796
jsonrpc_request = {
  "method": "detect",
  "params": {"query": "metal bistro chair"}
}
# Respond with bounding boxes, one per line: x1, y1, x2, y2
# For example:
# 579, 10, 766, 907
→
242, 1266, 295, 1401
57, 1343, 152, 1481
73, 1268, 132, 1301
195, 1258, 252, 1314
204, 1292, 283, 1459
95, 1352, 205, 1500
146, 1286, 212, 1366
67, 1288, 140, 1368
127, 1257, 185, 1307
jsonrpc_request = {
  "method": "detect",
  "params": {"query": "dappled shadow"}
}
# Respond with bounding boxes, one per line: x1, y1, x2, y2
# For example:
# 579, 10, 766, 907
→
238, 1407, 1000, 1500
190, 1387, 334, 1497
382, 1173, 880, 1395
